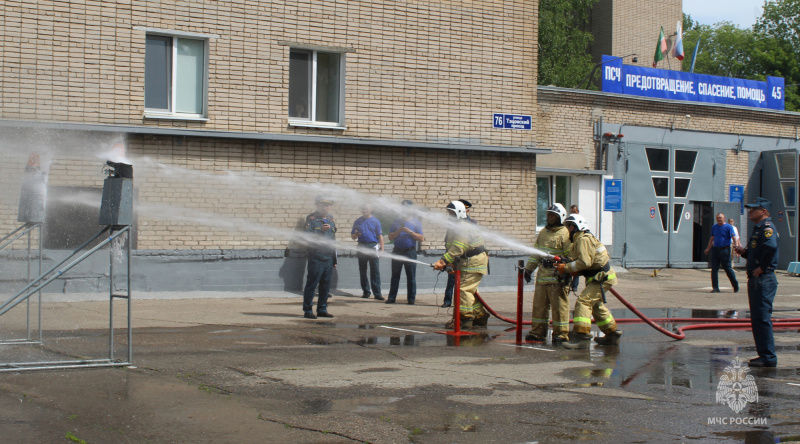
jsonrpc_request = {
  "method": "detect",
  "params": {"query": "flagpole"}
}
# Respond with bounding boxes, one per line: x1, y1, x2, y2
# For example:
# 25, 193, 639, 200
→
690, 38, 700, 73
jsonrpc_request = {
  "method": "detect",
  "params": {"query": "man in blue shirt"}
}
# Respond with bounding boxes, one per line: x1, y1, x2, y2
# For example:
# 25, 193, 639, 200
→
351, 204, 384, 300
386, 200, 424, 304
704, 212, 740, 293
735, 197, 780, 367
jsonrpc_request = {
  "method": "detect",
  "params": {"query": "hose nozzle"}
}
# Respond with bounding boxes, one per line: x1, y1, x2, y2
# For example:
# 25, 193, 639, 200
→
430, 263, 454, 273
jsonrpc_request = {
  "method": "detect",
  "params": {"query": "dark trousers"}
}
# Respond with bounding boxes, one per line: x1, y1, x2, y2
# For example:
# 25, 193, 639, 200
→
444, 273, 455, 305
358, 244, 381, 297
747, 272, 777, 365
570, 275, 580, 292
388, 248, 417, 302
303, 256, 333, 314
710, 246, 738, 291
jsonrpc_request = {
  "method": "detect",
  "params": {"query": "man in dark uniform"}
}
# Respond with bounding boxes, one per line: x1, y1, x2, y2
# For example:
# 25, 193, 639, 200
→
302, 196, 337, 319
735, 197, 779, 367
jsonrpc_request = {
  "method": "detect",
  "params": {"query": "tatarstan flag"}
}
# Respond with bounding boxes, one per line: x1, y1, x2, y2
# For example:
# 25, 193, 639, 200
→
653, 26, 667, 68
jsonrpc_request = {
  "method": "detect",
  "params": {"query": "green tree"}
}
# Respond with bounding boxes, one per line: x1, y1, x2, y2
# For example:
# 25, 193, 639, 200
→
538, 0, 599, 88
682, 2, 800, 112
752, 0, 800, 111
681, 17, 758, 79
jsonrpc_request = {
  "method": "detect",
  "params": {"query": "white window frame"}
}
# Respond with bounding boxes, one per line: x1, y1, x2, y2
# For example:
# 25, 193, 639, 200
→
651, 175, 670, 198
288, 49, 346, 129
142, 30, 211, 121
536, 175, 572, 231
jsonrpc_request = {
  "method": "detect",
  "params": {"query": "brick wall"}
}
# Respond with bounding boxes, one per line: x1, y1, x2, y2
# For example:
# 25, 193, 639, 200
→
0, 130, 537, 251
538, 87, 800, 178
0, 0, 537, 147
129, 137, 537, 250
591, 0, 682, 70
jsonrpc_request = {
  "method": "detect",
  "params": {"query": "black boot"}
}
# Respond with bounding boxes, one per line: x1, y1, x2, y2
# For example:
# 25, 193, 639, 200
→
472, 313, 489, 327
593, 330, 622, 345
445, 317, 473, 329
525, 333, 544, 342
562, 332, 593, 349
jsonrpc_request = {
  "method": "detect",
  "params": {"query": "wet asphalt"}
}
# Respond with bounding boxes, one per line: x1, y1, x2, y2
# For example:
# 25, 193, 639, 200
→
0, 267, 799, 443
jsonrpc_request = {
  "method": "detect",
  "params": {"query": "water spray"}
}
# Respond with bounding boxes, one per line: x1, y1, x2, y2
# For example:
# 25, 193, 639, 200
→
0, 156, 134, 372
132, 157, 554, 258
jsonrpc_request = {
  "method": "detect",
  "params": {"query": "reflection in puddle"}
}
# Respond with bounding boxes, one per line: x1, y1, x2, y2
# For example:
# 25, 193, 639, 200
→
609, 307, 743, 319
300, 396, 415, 415
329, 321, 800, 397
712, 430, 779, 443
300, 398, 333, 414
445, 333, 492, 347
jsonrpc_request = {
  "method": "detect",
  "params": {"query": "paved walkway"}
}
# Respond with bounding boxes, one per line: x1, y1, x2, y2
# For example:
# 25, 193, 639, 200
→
1, 267, 798, 443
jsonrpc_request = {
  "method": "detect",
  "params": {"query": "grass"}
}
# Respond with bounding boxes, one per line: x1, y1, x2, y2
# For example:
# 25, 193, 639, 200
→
65, 431, 87, 444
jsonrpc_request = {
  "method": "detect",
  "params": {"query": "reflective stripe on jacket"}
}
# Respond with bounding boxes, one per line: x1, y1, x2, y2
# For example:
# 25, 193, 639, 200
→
441, 220, 488, 274
565, 231, 609, 275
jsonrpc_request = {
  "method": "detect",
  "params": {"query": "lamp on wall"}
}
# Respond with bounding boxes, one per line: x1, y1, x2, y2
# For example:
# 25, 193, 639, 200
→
602, 132, 624, 142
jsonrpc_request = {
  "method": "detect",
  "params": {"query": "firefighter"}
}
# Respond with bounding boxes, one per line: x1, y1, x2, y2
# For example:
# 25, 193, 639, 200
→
524, 203, 571, 344
557, 214, 621, 349
433, 200, 489, 328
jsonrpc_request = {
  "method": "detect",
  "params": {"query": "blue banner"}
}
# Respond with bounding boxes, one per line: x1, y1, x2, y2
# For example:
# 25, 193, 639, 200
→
601, 55, 784, 110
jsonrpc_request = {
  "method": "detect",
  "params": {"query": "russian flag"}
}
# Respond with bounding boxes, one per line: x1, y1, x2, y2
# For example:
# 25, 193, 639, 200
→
673, 21, 685, 61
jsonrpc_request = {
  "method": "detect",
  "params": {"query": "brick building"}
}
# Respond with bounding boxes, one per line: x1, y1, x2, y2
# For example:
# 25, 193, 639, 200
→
0, 0, 545, 293
0, 0, 799, 295
590, 0, 684, 71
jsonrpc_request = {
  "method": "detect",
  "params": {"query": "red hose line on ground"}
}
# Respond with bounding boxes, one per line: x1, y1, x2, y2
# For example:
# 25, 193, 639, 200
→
473, 289, 800, 341
607, 288, 685, 339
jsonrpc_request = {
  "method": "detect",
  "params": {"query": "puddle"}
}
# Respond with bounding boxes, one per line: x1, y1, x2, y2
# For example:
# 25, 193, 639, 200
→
300, 395, 411, 415
609, 307, 744, 319
712, 429, 781, 442
559, 328, 800, 394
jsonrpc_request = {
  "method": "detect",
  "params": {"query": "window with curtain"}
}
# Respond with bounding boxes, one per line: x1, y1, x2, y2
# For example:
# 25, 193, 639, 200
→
289, 49, 344, 125
145, 35, 207, 117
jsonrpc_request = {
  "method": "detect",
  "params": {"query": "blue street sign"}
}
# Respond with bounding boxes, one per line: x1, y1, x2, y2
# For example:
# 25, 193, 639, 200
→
729, 184, 745, 214
493, 113, 504, 128
493, 113, 532, 130
604, 179, 623, 212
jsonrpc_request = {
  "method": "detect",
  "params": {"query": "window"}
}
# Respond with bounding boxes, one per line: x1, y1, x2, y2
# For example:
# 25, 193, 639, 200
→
674, 150, 698, 173
536, 175, 572, 229
289, 49, 344, 126
652, 177, 669, 197
673, 203, 684, 232
657, 203, 669, 232
536, 177, 551, 227
646, 148, 669, 172
145, 34, 207, 118
674, 178, 691, 198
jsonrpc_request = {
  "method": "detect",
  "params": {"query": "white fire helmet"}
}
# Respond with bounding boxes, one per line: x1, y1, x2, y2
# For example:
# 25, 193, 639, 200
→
564, 214, 589, 231
446, 200, 468, 219
547, 203, 567, 224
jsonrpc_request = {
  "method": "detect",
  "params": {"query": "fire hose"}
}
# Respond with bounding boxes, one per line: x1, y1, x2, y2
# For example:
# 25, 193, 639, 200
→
467, 257, 800, 341
475, 289, 800, 341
